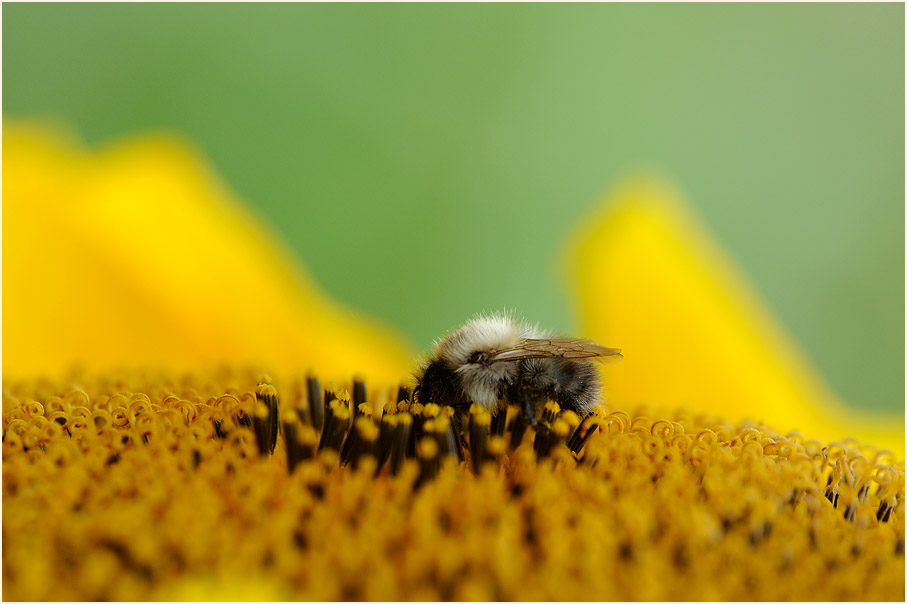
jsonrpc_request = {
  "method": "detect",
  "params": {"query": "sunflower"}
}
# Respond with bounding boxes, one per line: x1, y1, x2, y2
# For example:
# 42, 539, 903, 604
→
3, 123, 903, 601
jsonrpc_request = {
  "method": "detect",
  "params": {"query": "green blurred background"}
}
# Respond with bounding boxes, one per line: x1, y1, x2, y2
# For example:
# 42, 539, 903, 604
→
3, 3, 904, 413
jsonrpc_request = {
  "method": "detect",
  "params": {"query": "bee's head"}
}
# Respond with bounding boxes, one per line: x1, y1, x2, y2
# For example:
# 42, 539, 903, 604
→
454, 352, 518, 410
467, 351, 490, 365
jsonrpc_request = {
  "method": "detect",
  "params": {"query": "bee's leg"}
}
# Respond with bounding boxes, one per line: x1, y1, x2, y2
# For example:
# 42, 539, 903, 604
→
521, 391, 539, 425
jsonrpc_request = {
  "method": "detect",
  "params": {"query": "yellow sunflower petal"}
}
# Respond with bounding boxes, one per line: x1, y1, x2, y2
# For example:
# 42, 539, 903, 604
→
567, 178, 904, 455
2, 122, 415, 383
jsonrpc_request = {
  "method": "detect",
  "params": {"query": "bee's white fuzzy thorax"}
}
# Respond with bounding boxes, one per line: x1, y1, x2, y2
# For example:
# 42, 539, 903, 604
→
436, 314, 511, 365
429, 313, 549, 410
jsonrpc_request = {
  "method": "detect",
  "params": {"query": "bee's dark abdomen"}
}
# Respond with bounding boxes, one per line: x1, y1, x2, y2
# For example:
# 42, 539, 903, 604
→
417, 360, 465, 407
515, 358, 601, 416
554, 360, 600, 415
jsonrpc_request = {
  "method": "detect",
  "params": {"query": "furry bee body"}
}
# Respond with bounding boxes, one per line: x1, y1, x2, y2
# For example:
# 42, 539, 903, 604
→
415, 313, 621, 422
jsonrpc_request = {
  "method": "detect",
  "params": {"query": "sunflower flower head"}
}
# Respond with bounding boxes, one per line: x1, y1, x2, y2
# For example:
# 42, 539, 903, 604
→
2, 368, 904, 601
3, 125, 903, 601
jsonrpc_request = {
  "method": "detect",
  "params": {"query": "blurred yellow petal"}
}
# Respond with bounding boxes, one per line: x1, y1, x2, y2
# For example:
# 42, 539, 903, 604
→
2, 122, 415, 383
568, 178, 904, 455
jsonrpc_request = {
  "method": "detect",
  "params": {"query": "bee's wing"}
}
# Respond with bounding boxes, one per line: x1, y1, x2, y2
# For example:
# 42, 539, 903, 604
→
486, 338, 623, 364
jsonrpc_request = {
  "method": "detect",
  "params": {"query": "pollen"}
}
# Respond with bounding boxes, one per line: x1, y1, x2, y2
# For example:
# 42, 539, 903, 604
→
2, 367, 904, 601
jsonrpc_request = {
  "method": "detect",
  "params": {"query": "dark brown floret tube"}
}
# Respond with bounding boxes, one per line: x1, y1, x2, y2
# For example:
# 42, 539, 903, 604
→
490, 409, 507, 437
567, 419, 600, 455
508, 412, 529, 450
352, 374, 367, 416
468, 410, 490, 474
318, 398, 351, 454
283, 417, 316, 473
306, 372, 323, 431
415, 437, 441, 488
388, 414, 412, 476
374, 412, 399, 474
533, 422, 554, 459
254, 383, 280, 456
342, 416, 379, 469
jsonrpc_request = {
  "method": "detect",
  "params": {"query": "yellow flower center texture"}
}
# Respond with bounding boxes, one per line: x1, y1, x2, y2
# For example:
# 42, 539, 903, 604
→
3, 367, 904, 601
